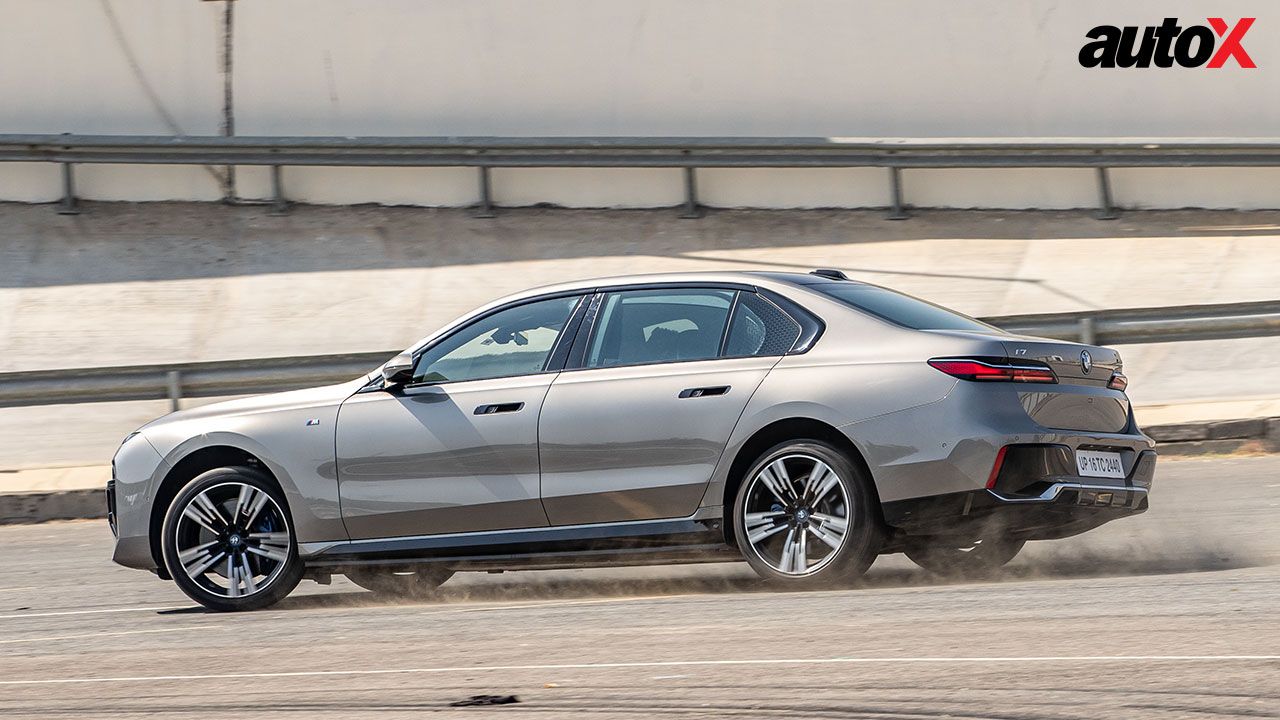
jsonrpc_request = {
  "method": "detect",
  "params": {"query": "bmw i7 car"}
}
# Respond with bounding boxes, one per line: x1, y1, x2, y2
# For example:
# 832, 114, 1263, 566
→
109, 270, 1156, 611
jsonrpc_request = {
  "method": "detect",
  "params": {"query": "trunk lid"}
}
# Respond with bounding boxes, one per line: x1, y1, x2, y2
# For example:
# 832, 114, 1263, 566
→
1000, 335, 1129, 432
920, 330, 1130, 433
1000, 335, 1121, 386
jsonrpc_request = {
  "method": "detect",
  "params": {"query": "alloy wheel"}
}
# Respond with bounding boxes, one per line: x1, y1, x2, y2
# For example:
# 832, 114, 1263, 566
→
741, 453, 851, 575
172, 481, 293, 599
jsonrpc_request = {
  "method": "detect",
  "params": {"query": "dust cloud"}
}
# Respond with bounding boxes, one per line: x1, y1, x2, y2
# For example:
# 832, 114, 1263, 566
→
281, 455, 1278, 611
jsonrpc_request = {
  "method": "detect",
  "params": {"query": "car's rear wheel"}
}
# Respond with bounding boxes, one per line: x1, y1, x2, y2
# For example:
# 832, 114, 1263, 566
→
733, 440, 882, 587
904, 536, 1025, 577
161, 467, 302, 612
344, 567, 454, 597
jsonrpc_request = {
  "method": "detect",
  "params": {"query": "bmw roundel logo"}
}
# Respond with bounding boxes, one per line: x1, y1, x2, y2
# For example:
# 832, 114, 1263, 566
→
1080, 349, 1092, 374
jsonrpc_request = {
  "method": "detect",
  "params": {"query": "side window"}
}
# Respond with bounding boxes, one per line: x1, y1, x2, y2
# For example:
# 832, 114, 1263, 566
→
586, 289, 733, 368
413, 296, 580, 384
724, 292, 802, 357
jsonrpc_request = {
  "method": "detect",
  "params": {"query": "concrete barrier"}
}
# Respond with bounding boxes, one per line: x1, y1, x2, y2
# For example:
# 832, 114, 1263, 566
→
1145, 417, 1280, 456
0, 489, 105, 525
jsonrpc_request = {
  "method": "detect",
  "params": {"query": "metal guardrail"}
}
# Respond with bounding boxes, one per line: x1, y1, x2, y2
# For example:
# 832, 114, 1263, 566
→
0, 300, 1276, 411
5, 134, 1280, 219
985, 300, 1280, 344
0, 352, 392, 411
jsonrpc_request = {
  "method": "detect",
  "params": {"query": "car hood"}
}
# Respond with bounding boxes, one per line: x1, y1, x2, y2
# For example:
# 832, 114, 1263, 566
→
140, 377, 368, 431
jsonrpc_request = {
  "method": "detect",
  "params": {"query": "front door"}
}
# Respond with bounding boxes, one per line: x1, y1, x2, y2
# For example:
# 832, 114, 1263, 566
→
538, 288, 800, 526
336, 294, 583, 539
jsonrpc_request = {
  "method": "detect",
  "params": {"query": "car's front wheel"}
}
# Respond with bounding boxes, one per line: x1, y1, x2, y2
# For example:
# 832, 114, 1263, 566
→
904, 536, 1025, 577
732, 440, 882, 587
160, 467, 303, 611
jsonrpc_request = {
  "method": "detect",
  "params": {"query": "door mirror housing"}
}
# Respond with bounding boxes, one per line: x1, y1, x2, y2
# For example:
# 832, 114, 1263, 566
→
381, 352, 415, 385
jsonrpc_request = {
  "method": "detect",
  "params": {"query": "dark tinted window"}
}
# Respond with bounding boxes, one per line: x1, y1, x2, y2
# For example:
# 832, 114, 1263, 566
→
413, 296, 579, 383
586, 289, 733, 367
811, 283, 995, 332
724, 292, 801, 357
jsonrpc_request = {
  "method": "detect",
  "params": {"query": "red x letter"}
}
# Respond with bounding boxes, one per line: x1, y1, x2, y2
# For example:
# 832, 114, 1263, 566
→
1207, 17, 1256, 68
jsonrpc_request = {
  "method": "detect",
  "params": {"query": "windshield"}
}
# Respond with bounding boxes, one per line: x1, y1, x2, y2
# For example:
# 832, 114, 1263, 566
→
811, 283, 998, 332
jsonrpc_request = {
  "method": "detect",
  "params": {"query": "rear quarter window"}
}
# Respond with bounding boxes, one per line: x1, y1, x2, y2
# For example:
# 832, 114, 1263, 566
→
724, 292, 802, 357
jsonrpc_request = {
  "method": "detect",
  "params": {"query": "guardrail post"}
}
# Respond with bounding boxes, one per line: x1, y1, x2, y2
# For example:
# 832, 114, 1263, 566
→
679, 166, 704, 219
270, 166, 289, 215
166, 370, 183, 412
1095, 167, 1118, 220
472, 167, 496, 218
887, 167, 907, 220
1079, 316, 1096, 345
58, 163, 80, 215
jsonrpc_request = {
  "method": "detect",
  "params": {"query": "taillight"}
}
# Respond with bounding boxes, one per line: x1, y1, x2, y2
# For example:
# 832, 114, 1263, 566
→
927, 357, 1057, 384
1107, 372, 1128, 391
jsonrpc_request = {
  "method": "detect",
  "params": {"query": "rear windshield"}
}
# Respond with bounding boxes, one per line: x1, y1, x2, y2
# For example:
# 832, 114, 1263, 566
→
810, 283, 997, 332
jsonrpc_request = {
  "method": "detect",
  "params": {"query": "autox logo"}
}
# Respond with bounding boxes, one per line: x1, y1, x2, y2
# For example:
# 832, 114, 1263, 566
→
1079, 17, 1256, 68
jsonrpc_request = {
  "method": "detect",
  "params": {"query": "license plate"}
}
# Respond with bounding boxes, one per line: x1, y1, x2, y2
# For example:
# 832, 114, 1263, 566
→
1076, 450, 1125, 479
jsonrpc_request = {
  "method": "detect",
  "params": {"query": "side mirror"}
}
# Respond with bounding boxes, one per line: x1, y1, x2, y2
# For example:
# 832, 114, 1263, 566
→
381, 352, 415, 385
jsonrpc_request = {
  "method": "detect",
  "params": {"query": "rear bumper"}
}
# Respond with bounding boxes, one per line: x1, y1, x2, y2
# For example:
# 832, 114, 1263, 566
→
991, 480, 1147, 508
883, 448, 1156, 541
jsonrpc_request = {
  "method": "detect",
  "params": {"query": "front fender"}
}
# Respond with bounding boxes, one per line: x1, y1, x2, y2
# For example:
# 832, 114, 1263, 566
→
137, 389, 353, 546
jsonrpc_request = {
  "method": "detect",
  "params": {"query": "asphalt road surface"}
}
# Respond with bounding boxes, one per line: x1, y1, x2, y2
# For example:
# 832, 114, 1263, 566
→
1, 455, 1277, 719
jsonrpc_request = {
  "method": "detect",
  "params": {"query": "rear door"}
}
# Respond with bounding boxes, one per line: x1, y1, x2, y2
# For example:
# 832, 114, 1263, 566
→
538, 287, 803, 526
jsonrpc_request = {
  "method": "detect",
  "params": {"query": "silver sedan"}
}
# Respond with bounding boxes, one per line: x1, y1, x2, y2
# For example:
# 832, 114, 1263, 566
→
109, 270, 1156, 610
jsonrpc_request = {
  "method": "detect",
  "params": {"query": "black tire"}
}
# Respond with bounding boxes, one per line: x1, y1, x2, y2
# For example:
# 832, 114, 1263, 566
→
904, 536, 1026, 577
732, 439, 882, 588
344, 567, 454, 597
161, 466, 303, 612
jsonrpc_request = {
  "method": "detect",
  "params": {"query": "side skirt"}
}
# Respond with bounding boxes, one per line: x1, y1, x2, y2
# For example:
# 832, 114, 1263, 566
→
302, 512, 738, 571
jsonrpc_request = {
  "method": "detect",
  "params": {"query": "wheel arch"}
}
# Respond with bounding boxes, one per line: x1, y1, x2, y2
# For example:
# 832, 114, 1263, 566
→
720, 417, 883, 547
148, 445, 286, 574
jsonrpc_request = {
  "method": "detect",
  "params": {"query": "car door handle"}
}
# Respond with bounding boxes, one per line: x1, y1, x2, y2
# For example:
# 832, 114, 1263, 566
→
678, 386, 730, 399
473, 402, 525, 415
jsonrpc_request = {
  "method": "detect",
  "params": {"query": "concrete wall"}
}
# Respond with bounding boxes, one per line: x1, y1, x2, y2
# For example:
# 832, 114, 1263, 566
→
3, 202, 1279, 408
4, 203, 1279, 469
0, 0, 224, 202
1, 0, 1278, 208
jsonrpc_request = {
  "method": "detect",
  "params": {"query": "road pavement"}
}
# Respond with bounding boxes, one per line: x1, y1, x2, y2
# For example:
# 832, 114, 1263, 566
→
0, 455, 1276, 718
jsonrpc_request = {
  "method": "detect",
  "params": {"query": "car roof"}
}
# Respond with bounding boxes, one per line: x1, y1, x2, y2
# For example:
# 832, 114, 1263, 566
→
502, 270, 854, 301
